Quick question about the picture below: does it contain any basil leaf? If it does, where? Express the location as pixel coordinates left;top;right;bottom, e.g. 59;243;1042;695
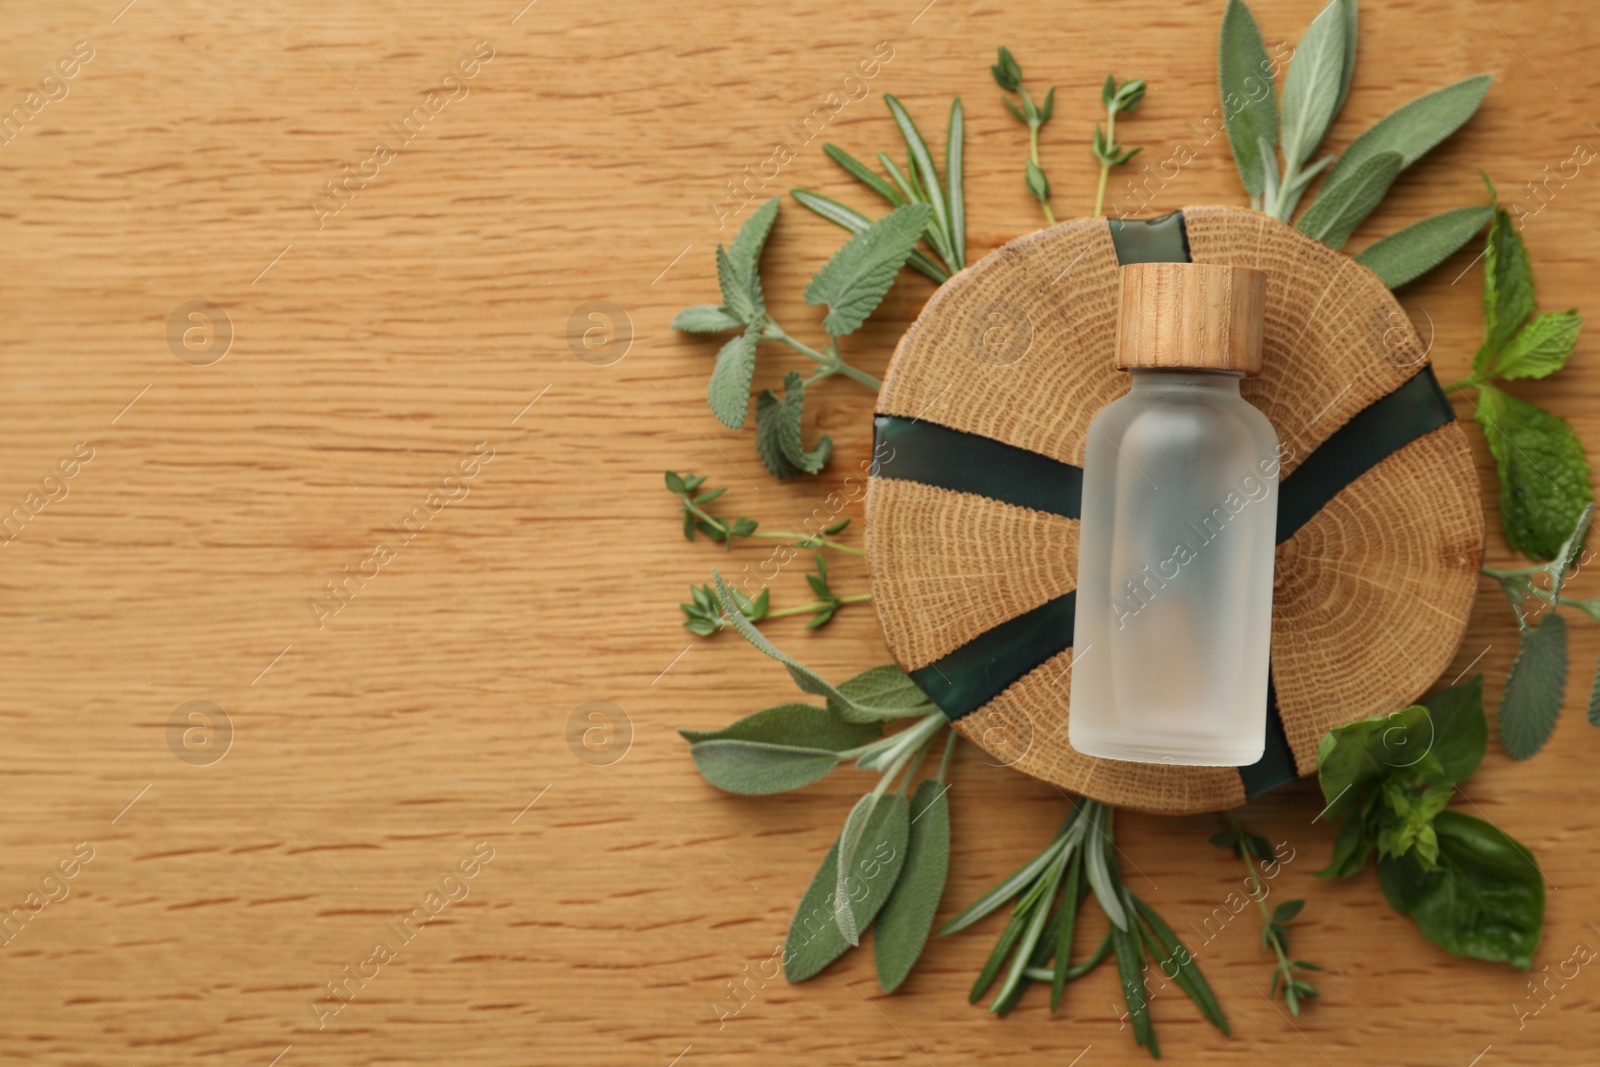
790;189;950;283
1354;205;1492;289
1488;310;1584;381
1316;703;1434;818
688;739;841;794
1317;813;1376;877
1279;0;1349;168
1420;674;1487;786
1324;75;1492;189
785;794;910;980
672;304;744;333
678;703;880;749
828;664;932;724
1295;149;1402;248
1218;0;1278;199
875;780;951;992
1474;384;1594;560
1377;811;1544;969
1498;612;1569;760
1476;206;1536;371
804;203;932;337
705;329;757;429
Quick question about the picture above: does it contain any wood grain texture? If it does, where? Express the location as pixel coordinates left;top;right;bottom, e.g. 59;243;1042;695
1;1;1597;1064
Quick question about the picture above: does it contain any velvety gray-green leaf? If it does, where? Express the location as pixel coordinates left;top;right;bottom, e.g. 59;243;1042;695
1325;75;1491;189
678;703;881;749
1378;811;1544;969
1279;0;1349;167
785;794;910;980
706;329;757;429
689;739;841;794
774;371;831;474
715;244;763;326
945;97;965;270
828;664;931;724
754;386;802;480
1354;205;1492;288
1587;654;1600;727
875;780;951;992
804;203;931;337
1498;612;1569;759
1296;149;1403;249
790;190;949;283
730;196;781;272
1218;0;1278;198
1332;0;1357;114
1474;384;1595;559
1489;310;1583;381
673;304;745;333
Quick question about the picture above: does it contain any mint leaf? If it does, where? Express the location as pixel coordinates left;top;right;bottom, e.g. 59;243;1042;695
716;244;764;327
706;329;757;429
1475;205;1535;372
1488;310;1583;381
1324;75;1492;188
1474;384;1594;559
1278;0;1348;168
753;371;832;479
804;203;932;337
1218;0;1278;199
1498;612;1568;760
1354;205;1492;288
1296;149;1403;249
672;304;744;333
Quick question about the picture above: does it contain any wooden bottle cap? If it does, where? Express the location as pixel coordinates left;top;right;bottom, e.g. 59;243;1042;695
1115;262;1267;374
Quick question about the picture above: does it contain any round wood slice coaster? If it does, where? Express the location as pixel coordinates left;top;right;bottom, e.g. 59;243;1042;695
865;205;1483;816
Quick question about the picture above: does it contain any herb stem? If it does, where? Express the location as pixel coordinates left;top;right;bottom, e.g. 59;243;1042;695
1029;120;1056;226
936;727;958;785
765;324;883;391
763;593;873;619
1093;106;1117;218
1442;377;1481;394
1226;811;1298;1011
677;494;865;556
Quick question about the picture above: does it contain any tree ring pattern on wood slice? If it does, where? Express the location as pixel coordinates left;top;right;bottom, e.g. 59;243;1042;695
865;206;1483;816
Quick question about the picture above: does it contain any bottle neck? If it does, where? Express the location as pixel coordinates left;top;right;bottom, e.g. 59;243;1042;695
1126;368;1243;396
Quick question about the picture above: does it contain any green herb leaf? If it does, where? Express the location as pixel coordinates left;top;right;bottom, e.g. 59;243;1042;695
1477;204;1536;369
1295;149;1403;248
1474;384;1595;560
1332;0;1358;114
1218;0;1278;199
803;203;932;337
829;664;931;723
875;779;951;992
835;792;912;947
1324;75;1492;189
1279;0;1349;168
715;244;764;328
1315;703;1436;819
688;739;842;794
1487;310;1584;381
991;47;1022;92
1111;917;1155;1052
706;329;758;429
940;832;1069;935
883;96;951;263
1050;848;1083;1011
1319;813;1376;877
678;703;881;749
1131;895;1229;1034
945;98;965;270
1587;654;1600;727
1354;205;1493;289
730;196;780;276
753;371;832;479
1377;810;1544;969
822;142;904;206
1498;612;1569;760
1273;899;1305;924
785;796;912;981
1025;159;1050;202
1084;808;1129;930
789;190;949;283
672;304;744;333
1420;674;1488;786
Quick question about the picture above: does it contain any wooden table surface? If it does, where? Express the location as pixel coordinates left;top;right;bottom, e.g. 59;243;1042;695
3;1;1598;1063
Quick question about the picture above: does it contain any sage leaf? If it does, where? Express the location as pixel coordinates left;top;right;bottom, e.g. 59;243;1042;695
672;304;744;333
1477;204;1536;369
1332;0;1358;114
1218;0;1278;198
1295;149;1402;248
804;203;932;337
884;95;951;257
705;329;757;429
1354;204;1492;288
1498;612;1569;760
1325;75;1492;190
1279;0;1349;168
822;142;904;206
828;664;932;724
1378;810;1544;969
1474;384;1594;560
678;703;881;749
785;794;911;982
789;190;949;282
689;739;841;794
875;780;951;992
753;371;831;479
1487;310;1583;381
945;98;965;270
1587;653;1600;727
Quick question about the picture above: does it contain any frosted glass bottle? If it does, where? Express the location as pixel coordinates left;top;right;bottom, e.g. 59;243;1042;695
1068;263;1279;766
